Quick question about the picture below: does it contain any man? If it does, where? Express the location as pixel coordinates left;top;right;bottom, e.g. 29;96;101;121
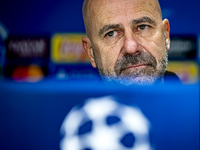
82;0;181;85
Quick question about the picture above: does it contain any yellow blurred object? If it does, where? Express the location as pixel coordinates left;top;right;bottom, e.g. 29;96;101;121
166;61;199;84
51;33;89;63
27;65;44;82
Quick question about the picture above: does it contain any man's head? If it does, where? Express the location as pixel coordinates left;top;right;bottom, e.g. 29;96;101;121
82;0;170;85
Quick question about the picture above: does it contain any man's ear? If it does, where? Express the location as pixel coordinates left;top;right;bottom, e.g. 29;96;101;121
82;37;97;68
163;19;170;51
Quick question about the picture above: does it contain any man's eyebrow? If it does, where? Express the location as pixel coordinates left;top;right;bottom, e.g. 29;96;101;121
98;24;122;37
130;16;157;26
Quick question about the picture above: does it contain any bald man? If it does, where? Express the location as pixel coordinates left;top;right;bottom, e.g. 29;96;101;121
82;0;181;85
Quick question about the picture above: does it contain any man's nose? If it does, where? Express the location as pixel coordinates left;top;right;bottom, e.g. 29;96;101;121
122;34;142;56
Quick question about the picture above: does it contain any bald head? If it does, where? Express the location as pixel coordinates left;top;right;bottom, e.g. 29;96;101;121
82;0;162;39
82;0;92;38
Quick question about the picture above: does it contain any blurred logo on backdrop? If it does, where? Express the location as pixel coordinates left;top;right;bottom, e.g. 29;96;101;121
4;36;49;82
51;33;89;63
7;64;46;82
167;61;199;84
6;37;48;58
60;96;152;150
50;33;99;81
167;35;199;84
168;35;197;60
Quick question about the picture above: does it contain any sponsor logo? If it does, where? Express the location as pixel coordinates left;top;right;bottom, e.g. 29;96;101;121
168;35;196;60
51;33;89;63
167;61;199;84
6;37;48;58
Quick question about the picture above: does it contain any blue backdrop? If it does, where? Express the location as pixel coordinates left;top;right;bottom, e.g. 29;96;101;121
0;0;200;35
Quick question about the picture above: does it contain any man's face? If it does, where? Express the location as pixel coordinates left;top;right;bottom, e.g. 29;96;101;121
82;0;170;85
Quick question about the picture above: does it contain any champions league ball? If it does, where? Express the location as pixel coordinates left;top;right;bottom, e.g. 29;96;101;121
60;96;152;150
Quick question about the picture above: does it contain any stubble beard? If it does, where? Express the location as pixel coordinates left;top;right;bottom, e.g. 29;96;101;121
93;41;168;86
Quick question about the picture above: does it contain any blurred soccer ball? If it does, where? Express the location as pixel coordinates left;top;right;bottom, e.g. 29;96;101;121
60;96;152;150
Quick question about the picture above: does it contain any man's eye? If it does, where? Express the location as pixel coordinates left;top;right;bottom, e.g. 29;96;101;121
106;31;115;37
138;25;148;30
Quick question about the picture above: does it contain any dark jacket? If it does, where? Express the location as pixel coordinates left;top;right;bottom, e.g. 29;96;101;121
164;71;182;85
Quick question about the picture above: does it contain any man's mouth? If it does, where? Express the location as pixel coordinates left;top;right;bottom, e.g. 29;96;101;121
122;64;149;71
119;64;154;76
126;64;147;69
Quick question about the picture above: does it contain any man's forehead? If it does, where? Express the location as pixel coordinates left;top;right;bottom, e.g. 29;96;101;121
87;0;161;26
87;0;161;16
